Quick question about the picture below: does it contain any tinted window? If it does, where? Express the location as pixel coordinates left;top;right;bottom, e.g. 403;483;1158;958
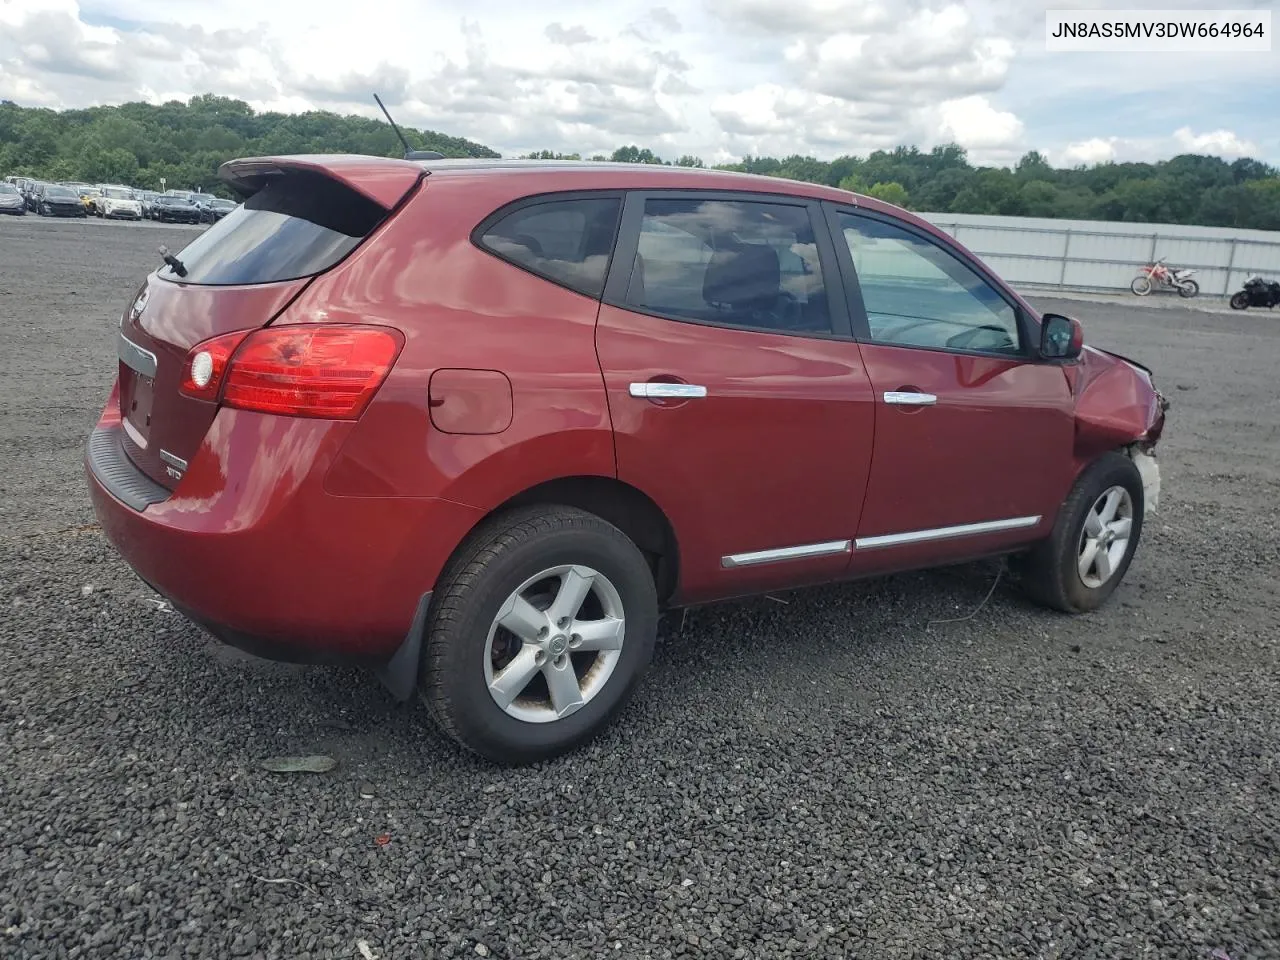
837;213;1021;355
158;171;386;286
478;197;621;299
624;198;831;335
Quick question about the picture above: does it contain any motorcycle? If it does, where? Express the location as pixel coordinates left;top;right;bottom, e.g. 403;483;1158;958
1229;275;1280;311
1131;257;1199;298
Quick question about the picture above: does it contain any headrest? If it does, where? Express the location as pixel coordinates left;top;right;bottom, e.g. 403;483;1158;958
703;243;780;308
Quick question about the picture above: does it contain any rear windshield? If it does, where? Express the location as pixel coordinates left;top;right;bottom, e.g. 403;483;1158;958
159;171;388;286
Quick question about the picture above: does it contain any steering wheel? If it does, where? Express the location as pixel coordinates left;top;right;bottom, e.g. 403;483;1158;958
946;324;1015;351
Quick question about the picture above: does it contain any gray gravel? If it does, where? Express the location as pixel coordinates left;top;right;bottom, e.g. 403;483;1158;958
2;216;1279;959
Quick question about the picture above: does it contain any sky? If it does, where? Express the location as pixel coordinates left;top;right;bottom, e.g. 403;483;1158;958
0;0;1277;167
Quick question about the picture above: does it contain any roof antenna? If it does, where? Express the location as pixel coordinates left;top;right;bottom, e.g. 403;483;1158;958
373;93;444;161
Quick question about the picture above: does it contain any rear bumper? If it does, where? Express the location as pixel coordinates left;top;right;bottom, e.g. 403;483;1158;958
84;390;483;664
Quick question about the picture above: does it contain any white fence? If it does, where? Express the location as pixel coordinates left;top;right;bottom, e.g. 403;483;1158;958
916;211;1280;298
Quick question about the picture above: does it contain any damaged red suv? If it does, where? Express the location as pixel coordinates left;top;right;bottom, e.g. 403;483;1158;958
86;155;1168;763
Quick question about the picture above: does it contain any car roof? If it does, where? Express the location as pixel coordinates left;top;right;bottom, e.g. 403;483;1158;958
412;157;864;203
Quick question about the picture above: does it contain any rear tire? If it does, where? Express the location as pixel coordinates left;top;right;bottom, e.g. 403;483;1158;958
1020;452;1145;614
1130;276;1152;296
1230;292;1249;310
420;506;658;764
1177;279;1199;298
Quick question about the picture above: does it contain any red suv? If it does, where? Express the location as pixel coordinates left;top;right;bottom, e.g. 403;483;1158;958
85;155;1168;763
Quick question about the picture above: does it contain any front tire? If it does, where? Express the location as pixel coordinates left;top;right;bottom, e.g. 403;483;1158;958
1130;276;1152;296
1020;452;1145;614
1230;292;1249;310
421;506;659;764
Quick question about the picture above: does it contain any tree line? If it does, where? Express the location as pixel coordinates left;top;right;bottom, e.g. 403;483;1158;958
0;94;498;197
2;95;1277;229
526;144;1280;230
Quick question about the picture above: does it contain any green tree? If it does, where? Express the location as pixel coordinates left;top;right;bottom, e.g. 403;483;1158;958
867;181;909;208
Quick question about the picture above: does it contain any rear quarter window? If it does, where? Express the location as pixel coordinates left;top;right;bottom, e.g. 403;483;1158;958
475;196;622;299
159;171;389;286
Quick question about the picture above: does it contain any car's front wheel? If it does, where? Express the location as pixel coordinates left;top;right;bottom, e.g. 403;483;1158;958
1020;452;1146;613
421;506;659;764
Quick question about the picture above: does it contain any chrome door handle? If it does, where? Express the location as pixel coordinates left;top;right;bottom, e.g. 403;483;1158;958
629;382;708;399
884;391;937;406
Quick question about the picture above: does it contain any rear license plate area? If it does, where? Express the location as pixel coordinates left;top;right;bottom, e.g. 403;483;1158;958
118;359;155;451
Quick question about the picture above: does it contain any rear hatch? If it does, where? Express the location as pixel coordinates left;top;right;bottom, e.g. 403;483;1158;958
115;158;424;489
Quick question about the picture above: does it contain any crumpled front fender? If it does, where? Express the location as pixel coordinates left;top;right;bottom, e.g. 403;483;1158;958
1068;346;1169;458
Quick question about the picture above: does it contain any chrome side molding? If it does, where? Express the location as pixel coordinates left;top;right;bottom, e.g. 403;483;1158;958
855;515;1042;550
721;539;853;568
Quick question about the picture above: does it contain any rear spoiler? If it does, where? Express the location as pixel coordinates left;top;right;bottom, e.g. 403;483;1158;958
217;154;427;209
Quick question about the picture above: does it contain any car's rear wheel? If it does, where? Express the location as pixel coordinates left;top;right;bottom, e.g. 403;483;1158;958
1019;452;1145;614
420;506;658;764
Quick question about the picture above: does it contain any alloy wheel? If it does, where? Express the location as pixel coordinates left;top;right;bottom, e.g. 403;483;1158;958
1077;485;1134;589
483;564;626;723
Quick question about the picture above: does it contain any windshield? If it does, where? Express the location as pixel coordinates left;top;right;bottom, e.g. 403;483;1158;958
158;197;190;205
103;187;132;199
191;194;217;203
46;187;76;199
0;184;17;195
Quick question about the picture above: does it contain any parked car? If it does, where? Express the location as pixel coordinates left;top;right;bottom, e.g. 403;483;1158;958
36;184;89;217
94;185;144;220
0;182;26;215
23;180;47;211
85;156;1170;765
200;197;238;222
64;184;100;211
149;195;202;224
137;190;161;218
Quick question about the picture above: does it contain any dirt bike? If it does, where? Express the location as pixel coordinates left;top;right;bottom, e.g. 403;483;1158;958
1131;257;1199;298
1229;275;1280;310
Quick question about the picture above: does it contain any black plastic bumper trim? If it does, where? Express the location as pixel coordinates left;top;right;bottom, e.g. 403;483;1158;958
87;425;171;511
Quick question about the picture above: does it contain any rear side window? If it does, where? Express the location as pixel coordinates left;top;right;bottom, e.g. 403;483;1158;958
623;197;832;335
159;171;388;286
476;196;622;299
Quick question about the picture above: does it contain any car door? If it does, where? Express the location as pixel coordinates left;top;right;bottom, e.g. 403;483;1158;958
594;191;877;604
822;204;1077;574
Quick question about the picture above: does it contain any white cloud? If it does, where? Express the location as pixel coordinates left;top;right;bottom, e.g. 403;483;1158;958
0;0;1274;166
1058;137;1118;166
1173;126;1259;158
935;96;1024;150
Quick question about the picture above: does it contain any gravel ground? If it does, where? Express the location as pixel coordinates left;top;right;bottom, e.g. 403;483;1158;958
2;216;1279;960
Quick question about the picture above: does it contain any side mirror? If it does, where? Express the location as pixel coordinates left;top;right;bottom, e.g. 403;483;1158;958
1040;313;1083;360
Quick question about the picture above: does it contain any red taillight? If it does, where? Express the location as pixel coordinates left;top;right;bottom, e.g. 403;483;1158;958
180;330;251;401
180;325;403;420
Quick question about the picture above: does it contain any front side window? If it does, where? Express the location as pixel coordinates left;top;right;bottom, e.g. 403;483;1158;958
624;198;831;335
477;196;622;299
837;212;1022;355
